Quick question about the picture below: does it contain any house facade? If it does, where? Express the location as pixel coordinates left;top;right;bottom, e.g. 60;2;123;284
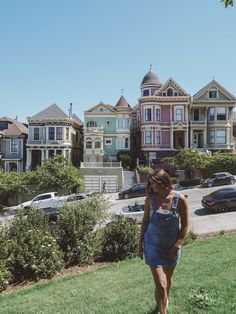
136;67;191;163
83;96;132;162
0;117;28;172
26;104;83;170
191;80;236;152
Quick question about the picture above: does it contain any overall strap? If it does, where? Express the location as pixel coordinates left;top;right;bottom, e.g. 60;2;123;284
171;191;180;211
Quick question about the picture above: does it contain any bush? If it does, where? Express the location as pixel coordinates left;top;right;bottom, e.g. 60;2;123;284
0;264;11;292
179;178;201;187
182;230;197;246
53;195;108;267
117;151;131;169
203;153;236;177
7;208;63;282
137;166;152;174
100;215;139;262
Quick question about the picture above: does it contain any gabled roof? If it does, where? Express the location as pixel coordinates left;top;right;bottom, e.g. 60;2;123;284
115;95;130;109
85;102;116;113
155;78;190;96
30;104;69;120
193;79;236;101
0;116;28;136
72;113;83;125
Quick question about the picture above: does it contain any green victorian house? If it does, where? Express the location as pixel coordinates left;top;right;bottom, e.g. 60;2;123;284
81;96;132;193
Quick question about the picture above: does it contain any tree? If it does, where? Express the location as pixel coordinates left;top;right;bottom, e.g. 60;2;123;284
162;149;210;179
117;151;131;169
221;0;233;7
30;155;83;194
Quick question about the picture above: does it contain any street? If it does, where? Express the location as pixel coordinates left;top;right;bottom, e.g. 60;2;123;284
107;183;236;235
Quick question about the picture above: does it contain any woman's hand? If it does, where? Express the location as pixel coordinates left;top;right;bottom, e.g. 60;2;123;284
137;243;144;260
169;245;180;261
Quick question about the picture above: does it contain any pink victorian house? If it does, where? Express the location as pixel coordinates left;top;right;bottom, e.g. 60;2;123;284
135;67;191;163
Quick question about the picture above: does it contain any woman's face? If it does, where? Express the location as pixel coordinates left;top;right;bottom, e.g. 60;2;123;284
149;178;160;193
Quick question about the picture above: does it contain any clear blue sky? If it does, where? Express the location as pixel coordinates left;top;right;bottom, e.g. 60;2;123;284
0;0;235;123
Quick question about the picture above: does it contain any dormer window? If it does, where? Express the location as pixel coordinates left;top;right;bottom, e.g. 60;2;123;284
143;89;149;96
167;88;173;96
99;107;104;112
209;90;217;98
174;91;178;96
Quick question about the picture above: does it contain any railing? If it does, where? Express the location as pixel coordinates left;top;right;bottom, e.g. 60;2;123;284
27;139;70;145
81;161;122;168
190;121;206;125
84;127;104;132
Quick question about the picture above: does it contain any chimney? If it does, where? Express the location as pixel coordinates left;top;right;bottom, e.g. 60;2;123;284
68;103;73;118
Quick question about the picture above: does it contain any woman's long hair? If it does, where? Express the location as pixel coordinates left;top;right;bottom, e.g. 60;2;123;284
147;168;172;194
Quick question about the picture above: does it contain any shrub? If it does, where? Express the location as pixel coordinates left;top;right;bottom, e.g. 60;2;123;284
53;195;108;267
0;264;11;292
100;215;139;262
137;166;152;174
117;151;131;169
203;153;236;177
182;230;197;246
7;208;63;282
179;178;201;187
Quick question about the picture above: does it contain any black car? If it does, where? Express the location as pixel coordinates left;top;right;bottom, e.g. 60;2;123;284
118;183;147;199
200;172;235;188
201;187;236;213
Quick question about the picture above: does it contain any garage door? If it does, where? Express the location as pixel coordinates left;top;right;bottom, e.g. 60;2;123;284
84;176;117;193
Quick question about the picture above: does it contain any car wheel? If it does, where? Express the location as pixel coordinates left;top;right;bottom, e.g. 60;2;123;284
207;182;213;188
230;179;235;185
124;194;129;199
218;205;228;213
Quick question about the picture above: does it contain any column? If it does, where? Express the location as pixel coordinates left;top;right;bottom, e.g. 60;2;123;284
190;129;193;148
185;129;189;148
170;127;173;149
26;149;32;171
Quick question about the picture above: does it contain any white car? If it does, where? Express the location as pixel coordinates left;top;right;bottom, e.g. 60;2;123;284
55;193;88;208
117;202;144;223
16;192;65;210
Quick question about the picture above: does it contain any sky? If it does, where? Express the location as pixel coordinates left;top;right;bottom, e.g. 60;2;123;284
0;0;236;123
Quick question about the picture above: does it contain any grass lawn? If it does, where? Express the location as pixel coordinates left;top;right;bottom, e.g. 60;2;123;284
0;234;236;314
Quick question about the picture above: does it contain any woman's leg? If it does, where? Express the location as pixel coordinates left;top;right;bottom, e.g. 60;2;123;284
163;267;175;297
150;267;168;314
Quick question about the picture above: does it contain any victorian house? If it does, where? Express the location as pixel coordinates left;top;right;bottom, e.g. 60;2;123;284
134;67;191;163
81;96;131;193
0;117;28;172
26;104;83;170
191;80;236;152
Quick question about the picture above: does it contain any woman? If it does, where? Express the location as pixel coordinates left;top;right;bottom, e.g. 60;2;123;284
138;169;189;314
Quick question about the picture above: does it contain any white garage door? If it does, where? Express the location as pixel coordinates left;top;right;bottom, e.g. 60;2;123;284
84;176;117;193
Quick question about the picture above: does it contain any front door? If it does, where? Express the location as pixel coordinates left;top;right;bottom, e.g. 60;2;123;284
174;131;185;149
193;132;203;148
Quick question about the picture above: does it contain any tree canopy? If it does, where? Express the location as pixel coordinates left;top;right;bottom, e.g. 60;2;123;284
221;0;233;7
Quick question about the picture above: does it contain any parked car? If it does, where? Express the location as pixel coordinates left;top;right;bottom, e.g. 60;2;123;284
55;193;88;208
16;192;66;210
200;172;235;188
118;183;147;199
117;202;145;223
201;187;236;213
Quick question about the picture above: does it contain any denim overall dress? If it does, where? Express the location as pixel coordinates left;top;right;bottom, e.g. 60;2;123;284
144;192;181;268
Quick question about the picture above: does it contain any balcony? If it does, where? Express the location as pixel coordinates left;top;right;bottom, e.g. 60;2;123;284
84;127;104;132
27;139;71;145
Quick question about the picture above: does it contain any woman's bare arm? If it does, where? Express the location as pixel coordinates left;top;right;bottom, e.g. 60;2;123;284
175;194;189;248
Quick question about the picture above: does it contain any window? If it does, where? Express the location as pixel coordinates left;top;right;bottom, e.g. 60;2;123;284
208;108;215;121
216;107;226;120
11;139;18;153
156;109;160;121
87;121;97;127
66;128;69;141
0;121;8;130
145;108;152;121
193;109;199;121
106;120;110;126
209;130;215;144
175;109;183;122
149;152;156;160
56;150;62;155
118;119;123;128
174;91;178;96
56;127;63;140
163;92;166;96
143;89;149;96
86;140;92;149
75;131;79;144
156;131;161;144
49;150;54;158
216;130;226;144
167;88;173;96
49;127;55;140
95;141;101;148
117;137;123;149
125;138;129;149
105;138;112;145
34;128;39;140
209;90;217;98
145;131;152;144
